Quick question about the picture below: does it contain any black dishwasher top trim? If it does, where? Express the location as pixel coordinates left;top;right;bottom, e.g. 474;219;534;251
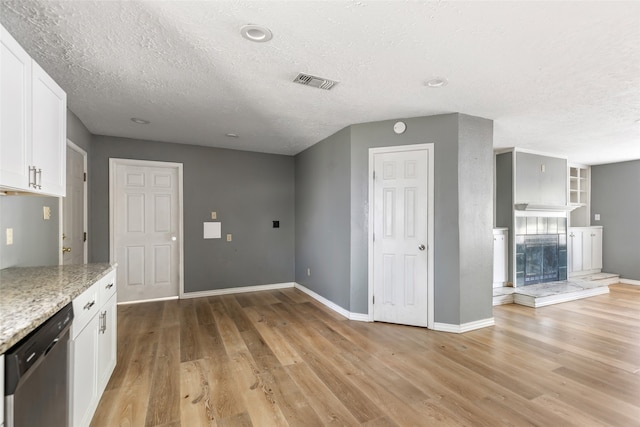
4;302;74;395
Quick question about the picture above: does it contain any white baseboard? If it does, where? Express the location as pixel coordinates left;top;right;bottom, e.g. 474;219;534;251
117;295;179;305
432;317;495;333
620;278;640;286
293;282;369;322
180;282;294;299
493;295;514;306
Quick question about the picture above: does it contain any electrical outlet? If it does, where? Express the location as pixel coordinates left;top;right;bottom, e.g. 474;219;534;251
226;234;232;242
541;164;546;172
6;228;13;245
307;268;311;276
211;211;217;220
43;206;51;220
594;213;601;221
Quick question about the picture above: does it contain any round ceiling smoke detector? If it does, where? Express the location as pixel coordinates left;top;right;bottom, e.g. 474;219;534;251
240;24;273;42
425;78;448;88
131;118;150;124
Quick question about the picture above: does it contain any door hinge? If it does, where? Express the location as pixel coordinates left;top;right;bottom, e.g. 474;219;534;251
83;172;87;182
373;295;375;304
83;232;87;242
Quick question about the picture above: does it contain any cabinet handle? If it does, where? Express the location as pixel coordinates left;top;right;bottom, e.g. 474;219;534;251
99;311;107;334
36;168;42;189
106;283;114;290
28;166;37;188
83;300;95;310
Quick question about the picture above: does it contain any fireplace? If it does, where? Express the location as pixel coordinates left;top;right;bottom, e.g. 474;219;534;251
515;216;567;286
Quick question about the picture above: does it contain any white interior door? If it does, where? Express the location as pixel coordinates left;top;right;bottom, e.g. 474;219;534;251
62;142;86;264
372;147;432;327
111;159;182;303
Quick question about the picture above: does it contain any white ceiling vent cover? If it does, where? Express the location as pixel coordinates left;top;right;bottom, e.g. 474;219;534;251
293;73;338;90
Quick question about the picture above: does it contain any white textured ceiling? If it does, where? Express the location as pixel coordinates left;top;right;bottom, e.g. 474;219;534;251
1;1;639;164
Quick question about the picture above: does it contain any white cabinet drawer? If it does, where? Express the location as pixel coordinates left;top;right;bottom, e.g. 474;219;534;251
97;270;116;307
71;283;99;338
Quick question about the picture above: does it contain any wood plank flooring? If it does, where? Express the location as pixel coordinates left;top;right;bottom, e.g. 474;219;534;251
90;284;640;426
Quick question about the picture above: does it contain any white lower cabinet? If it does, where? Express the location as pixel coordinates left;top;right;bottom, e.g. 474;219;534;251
493;228;508;287
568;226;603;277
70;270;117;427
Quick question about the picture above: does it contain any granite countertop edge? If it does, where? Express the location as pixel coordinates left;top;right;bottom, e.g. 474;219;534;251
0;263;117;354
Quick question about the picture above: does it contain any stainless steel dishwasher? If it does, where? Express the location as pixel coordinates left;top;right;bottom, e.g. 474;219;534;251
4;303;73;427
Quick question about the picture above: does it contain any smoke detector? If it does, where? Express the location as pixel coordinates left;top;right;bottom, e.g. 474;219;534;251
293;73;338;90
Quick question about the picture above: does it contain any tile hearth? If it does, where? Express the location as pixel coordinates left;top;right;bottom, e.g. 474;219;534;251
493;272;620;308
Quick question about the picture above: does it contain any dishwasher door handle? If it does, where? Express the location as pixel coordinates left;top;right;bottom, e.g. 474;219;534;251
44;337;60;356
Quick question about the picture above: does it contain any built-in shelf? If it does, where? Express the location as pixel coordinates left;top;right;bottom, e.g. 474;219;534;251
568;165;590;227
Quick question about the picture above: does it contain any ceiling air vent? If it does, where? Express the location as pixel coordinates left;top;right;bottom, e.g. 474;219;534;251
293;73;338;90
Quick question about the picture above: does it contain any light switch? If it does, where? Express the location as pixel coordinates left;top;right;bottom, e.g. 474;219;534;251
203;222;221;239
6;228;13;245
226;234;232;242
541;164;546;172
211;211;217;220
43;206;51;220
594;213;601;221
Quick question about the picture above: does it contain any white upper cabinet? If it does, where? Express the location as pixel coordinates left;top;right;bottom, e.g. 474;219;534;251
32;61;66;195
0;24;32;190
0;24;66;197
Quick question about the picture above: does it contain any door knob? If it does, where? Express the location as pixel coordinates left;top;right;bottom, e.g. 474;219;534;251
62;247;71;253
418;244;426;251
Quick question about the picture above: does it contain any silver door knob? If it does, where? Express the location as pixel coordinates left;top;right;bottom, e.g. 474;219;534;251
418;244;426;251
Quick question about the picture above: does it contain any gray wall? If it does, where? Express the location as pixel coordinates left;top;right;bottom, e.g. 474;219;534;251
295;127;351;309
457;114;494;323
515;152;567;205
297;113;494;324
591;160;640;280
495;152;514;281
350;114;461;318
0;196;59;268
67;110;92;154
90;135;295;292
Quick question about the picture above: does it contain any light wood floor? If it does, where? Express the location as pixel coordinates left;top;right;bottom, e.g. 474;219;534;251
90;284;640;427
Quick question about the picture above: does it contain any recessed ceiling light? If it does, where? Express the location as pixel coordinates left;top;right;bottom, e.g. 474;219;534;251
131;117;150;124
240;24;273;43
425;78;448;88
225;133;239;138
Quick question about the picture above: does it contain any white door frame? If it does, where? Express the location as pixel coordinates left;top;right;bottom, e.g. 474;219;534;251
109;158;185;299
368;143;435;328
59;139;88;265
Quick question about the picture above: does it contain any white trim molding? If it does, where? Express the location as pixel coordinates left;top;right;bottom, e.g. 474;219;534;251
294;283;369;322
117;296;179;305
432;318;495;334
620;278;640;286
109;158;185;302
181;282;295;299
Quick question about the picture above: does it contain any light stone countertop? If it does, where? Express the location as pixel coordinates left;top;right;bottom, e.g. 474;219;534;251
0;263;116;354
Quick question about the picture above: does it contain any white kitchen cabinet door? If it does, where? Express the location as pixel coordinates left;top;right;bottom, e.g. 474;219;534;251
581;229;593;272
31;61;66;196
97;294;117;394
70;314;99;427
590;228;603;270
0;24;31;190
568;228;583;274
493;229;508;287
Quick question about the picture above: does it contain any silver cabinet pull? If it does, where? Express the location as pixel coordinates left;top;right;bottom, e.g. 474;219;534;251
28;166;37;188
83;300;95;310
99;311;107;333
36;168;42;189
105;283;114;290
